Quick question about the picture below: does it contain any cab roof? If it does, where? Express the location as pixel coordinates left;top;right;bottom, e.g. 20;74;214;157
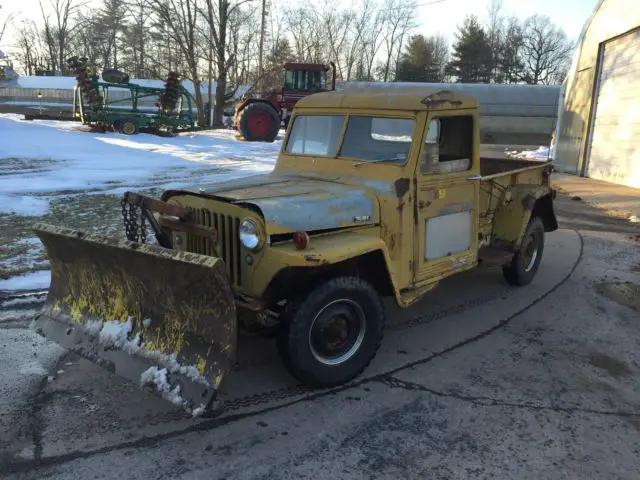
295;86;479;111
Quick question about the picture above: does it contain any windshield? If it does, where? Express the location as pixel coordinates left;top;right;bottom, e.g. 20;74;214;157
285;114;416;165
284;69;327;91
285;115;345;156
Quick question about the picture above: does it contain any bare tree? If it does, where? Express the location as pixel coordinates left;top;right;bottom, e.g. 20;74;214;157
13;20;51;75
146;0;205;125
285;6;326;63
200;0;255;127
485;0;504;82
69;12;102;72
317;6;353;80
342;0;375;81
0;4;14;46
379;0;417;81
39;0;81;74
497;15;524;83
121;0;151;77
359;9;385;80
520;14;573;85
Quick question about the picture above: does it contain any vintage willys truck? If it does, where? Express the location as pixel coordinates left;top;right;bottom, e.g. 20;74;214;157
32;86;558;415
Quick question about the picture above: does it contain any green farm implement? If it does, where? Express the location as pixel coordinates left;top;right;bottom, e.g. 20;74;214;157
68;57;196;135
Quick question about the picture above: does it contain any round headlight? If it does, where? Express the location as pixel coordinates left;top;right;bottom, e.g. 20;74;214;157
239;219;261;250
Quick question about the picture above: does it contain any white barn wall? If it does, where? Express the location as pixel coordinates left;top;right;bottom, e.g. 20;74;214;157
555;0;640;183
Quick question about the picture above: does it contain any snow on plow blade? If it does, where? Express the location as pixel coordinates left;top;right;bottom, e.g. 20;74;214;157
31;222;237;416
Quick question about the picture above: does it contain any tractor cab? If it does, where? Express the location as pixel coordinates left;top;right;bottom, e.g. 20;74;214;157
282;63;332;94
233;61;336;143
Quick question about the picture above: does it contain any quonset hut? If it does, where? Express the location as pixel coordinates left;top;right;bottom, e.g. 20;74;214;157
554;0;640;188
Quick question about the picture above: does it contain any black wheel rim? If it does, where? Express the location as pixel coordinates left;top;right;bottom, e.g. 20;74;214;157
522;231;539;272
308;299;366;366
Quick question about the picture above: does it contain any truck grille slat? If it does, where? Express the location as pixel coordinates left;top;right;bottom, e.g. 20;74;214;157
186;208;242;287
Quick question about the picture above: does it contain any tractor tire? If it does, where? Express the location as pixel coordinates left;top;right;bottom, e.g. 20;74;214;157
237;102;280;142
276;277;385;388
119;120;138;135
502;216;545;286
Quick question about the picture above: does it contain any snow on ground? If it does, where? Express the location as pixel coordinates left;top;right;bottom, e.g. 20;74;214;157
0;270;51;291
506;146;552;160
0;113;282;288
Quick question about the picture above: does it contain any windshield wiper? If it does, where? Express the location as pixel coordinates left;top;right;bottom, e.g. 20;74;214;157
351;158;398;167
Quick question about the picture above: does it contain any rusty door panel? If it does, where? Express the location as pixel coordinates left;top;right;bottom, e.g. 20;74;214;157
413;111;481;284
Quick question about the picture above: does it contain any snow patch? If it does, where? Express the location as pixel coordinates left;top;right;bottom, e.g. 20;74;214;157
509;146;551;160
85;320;104;336
191;404;207;418
140;366;186;408
84;317;211;387
0;270;51;291
99;318;133;347
1;296;45;308
0;194;50;216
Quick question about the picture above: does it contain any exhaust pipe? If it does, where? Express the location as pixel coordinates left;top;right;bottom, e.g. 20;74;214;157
329;62;336;91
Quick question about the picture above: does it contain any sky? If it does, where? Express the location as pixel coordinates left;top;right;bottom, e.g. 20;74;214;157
1;0;600;55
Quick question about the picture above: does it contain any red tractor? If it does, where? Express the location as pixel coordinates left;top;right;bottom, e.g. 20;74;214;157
234;62;336;142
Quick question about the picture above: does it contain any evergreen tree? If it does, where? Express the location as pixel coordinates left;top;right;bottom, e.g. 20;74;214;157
445;15;492;83
396;34;448;82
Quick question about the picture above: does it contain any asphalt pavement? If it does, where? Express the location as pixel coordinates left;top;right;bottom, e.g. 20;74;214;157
1;186;639;479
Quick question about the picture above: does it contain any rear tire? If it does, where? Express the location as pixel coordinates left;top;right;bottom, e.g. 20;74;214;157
238;102;280;142
120;120;138;135
277;277;385;388
503;216;545;286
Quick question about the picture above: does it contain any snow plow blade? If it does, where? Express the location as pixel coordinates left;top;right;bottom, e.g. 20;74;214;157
31;222;237;417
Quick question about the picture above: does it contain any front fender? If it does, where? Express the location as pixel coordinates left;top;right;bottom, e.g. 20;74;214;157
492;185;555;250
249;230;401;301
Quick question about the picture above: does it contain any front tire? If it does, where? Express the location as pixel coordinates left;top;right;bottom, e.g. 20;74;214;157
503;216;545;286
277;277;385;387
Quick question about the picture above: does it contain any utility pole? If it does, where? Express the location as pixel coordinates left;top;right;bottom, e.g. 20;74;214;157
258;0;267;95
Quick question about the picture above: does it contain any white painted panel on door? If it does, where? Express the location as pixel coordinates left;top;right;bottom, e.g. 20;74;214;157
424;210;472;260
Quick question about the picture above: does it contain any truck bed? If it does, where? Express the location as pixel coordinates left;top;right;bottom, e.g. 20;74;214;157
478;157;552;244
480;157;550;178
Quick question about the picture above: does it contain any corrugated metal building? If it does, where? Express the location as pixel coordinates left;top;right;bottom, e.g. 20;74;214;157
554;0;640;188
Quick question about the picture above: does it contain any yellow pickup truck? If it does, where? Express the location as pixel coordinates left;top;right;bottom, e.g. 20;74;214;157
32;86;558;415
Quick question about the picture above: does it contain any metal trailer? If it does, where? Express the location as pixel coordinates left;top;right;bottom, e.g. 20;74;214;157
72;78;197;135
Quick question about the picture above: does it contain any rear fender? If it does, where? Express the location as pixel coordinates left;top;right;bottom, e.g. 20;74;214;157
235;98;278;117
491;185;555;250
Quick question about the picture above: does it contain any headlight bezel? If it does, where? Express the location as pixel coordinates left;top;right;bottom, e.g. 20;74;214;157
239;218;265;252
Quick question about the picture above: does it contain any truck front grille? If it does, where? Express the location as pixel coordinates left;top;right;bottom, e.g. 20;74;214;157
187;208;242;287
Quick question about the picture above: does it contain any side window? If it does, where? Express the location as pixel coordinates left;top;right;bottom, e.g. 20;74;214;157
420;116;473;174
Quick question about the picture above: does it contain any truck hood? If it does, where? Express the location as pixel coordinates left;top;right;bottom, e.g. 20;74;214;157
183;173;379;234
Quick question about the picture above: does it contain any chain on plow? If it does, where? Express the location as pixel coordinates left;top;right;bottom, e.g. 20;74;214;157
121;194;148;243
